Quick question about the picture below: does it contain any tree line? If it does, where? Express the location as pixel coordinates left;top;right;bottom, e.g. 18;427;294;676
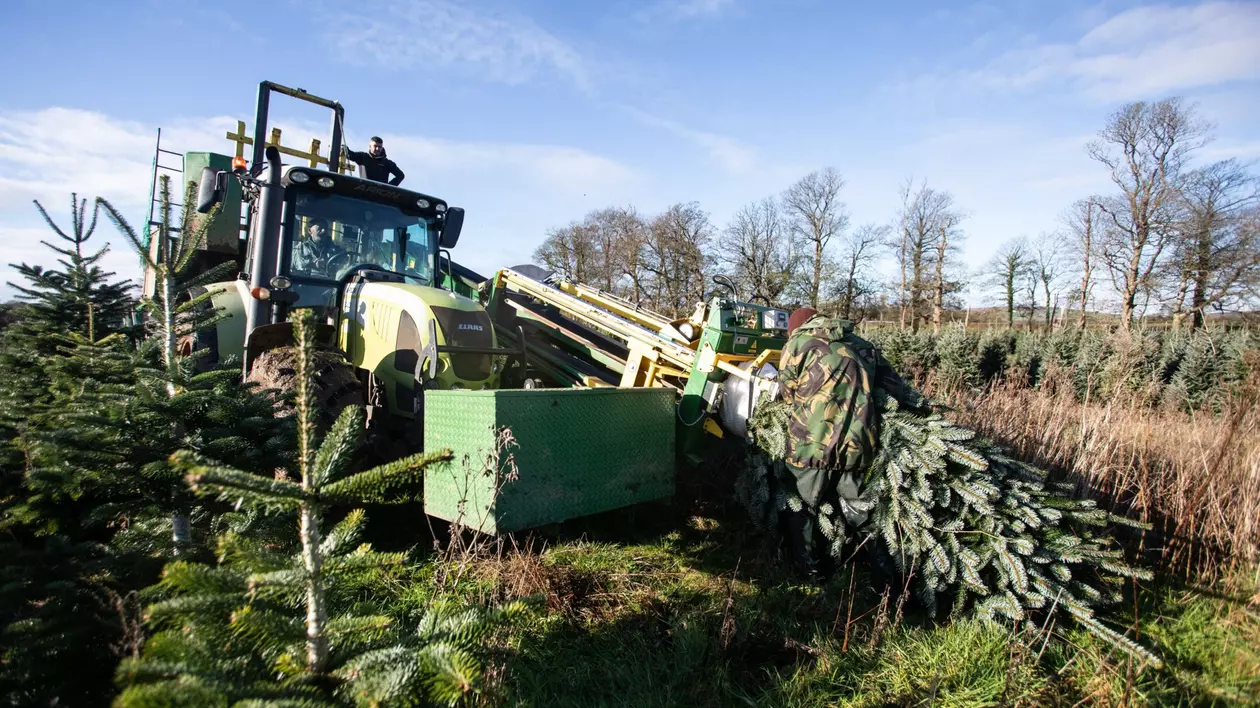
533;97;1260;331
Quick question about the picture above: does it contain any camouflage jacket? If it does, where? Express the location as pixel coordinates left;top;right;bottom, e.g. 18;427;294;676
777;316;901;471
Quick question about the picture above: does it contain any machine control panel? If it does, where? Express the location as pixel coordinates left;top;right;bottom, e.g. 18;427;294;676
761;309;789;332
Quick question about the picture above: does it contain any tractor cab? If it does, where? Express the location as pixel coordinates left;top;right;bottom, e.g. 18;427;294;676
261;165;459;318
185;81;514;411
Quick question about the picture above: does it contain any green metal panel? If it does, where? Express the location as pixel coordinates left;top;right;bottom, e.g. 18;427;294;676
423;388;675;533
184;152;243;254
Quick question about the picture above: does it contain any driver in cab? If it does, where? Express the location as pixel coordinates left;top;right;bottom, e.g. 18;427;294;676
293;218;346;276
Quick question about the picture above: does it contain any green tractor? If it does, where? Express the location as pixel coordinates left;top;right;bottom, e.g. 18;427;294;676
161;80;787;535
184;82;523;449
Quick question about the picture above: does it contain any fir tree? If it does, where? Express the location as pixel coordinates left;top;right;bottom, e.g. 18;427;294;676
0;186;288;703
1155;328;1189;386
1070;329;1110;402
97;176;236;391
1041;328;1081;373
0;194;140;530
743;377;1158;666
116;311;525;706
932;327;980;392
0;195;141;704
7;194;134;342
1165;329;1256;413
976;329;1014;384
1096;329;1163;403
1006;331;1045;387
868;329;938;385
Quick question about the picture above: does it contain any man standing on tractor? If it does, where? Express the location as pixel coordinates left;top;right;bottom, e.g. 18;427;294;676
775;307;910;578
342;137;405;186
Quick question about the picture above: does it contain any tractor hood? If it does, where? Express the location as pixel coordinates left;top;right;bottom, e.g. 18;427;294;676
341;280;499;413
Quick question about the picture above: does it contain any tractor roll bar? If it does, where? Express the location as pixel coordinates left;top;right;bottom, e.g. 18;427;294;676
251;81;345;175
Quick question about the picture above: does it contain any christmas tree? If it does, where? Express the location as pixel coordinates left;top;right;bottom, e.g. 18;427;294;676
0;195;141;703
116;310;524;706
0;187;288;703
740;376;1158;666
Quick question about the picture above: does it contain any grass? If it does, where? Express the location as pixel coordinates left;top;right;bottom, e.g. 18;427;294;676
937;376;1260;580
404;375;1260;706
415;507;1259;707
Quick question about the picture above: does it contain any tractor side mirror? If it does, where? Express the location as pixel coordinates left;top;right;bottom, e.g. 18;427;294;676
196;167;227;214
440;207;464;249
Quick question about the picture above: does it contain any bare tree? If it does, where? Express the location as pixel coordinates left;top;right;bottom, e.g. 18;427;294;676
932;221;966;333
535;207;650;301
597;206;650;301
1088;98;1212;330
1166;159;1260;327
644;202;716;316
1062;197;1103;329
832;223;885;320
894;179;964;331
891;223;911;328
582;206;642;294
1031;232;1063;330
985;237;1031;327
1022;264;1039;331
717;197;798;306
534;220;597;282
783;168;849;308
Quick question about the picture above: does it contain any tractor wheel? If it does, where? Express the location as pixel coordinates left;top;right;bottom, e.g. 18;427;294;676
247;346;364;427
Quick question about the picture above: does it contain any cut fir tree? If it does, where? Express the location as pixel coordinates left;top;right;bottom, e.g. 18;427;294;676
740;381;1158;666
115;310;524;707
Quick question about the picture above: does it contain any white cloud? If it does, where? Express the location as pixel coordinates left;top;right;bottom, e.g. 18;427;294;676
371;134;641;276
317;0;589;90
380;136;635;197
0;106;638;299
0;108;240;298
623;108;757;175
636;0;736;23
963;1;1260;100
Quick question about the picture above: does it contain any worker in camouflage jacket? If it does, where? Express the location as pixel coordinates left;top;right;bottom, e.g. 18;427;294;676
776;307;911;576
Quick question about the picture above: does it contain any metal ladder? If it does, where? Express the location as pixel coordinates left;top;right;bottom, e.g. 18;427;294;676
140;127;185;265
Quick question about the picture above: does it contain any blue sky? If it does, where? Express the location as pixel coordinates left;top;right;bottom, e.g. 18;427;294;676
2;0;1258;304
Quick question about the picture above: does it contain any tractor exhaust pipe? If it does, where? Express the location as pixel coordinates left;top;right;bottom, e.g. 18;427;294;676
244;145;285;364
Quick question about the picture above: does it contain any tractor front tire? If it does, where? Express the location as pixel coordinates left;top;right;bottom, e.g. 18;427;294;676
247;346;364;427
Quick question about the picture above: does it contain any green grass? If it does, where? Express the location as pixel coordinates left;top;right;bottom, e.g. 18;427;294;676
418;508;1260;707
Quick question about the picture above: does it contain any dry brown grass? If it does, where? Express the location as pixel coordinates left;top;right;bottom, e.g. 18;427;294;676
934;359;1260;581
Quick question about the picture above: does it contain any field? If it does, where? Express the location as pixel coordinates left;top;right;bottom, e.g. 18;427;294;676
3;209;1258;705
399;325;1260;706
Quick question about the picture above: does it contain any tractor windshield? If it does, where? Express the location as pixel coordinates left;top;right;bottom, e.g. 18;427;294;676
287;191;437;285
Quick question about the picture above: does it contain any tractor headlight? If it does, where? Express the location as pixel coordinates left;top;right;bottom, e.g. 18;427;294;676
416;198;430;209
435;203;446;213
289;171;310;184
269;275;292;290
317;176;335;188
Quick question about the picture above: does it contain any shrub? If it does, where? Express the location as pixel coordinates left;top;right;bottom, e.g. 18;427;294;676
933;327;980;392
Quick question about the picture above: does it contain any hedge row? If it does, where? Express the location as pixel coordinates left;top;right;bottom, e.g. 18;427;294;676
862;326;1259;412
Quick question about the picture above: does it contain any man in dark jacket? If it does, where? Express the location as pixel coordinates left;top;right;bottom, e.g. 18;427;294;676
342;137;405;186
293;218;347;276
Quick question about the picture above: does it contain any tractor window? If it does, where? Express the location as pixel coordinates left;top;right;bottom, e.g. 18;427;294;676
288;192;434;283
402;222;436;285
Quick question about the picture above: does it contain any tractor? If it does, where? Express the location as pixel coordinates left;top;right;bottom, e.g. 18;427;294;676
155;80;788;534
181;82;524;451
